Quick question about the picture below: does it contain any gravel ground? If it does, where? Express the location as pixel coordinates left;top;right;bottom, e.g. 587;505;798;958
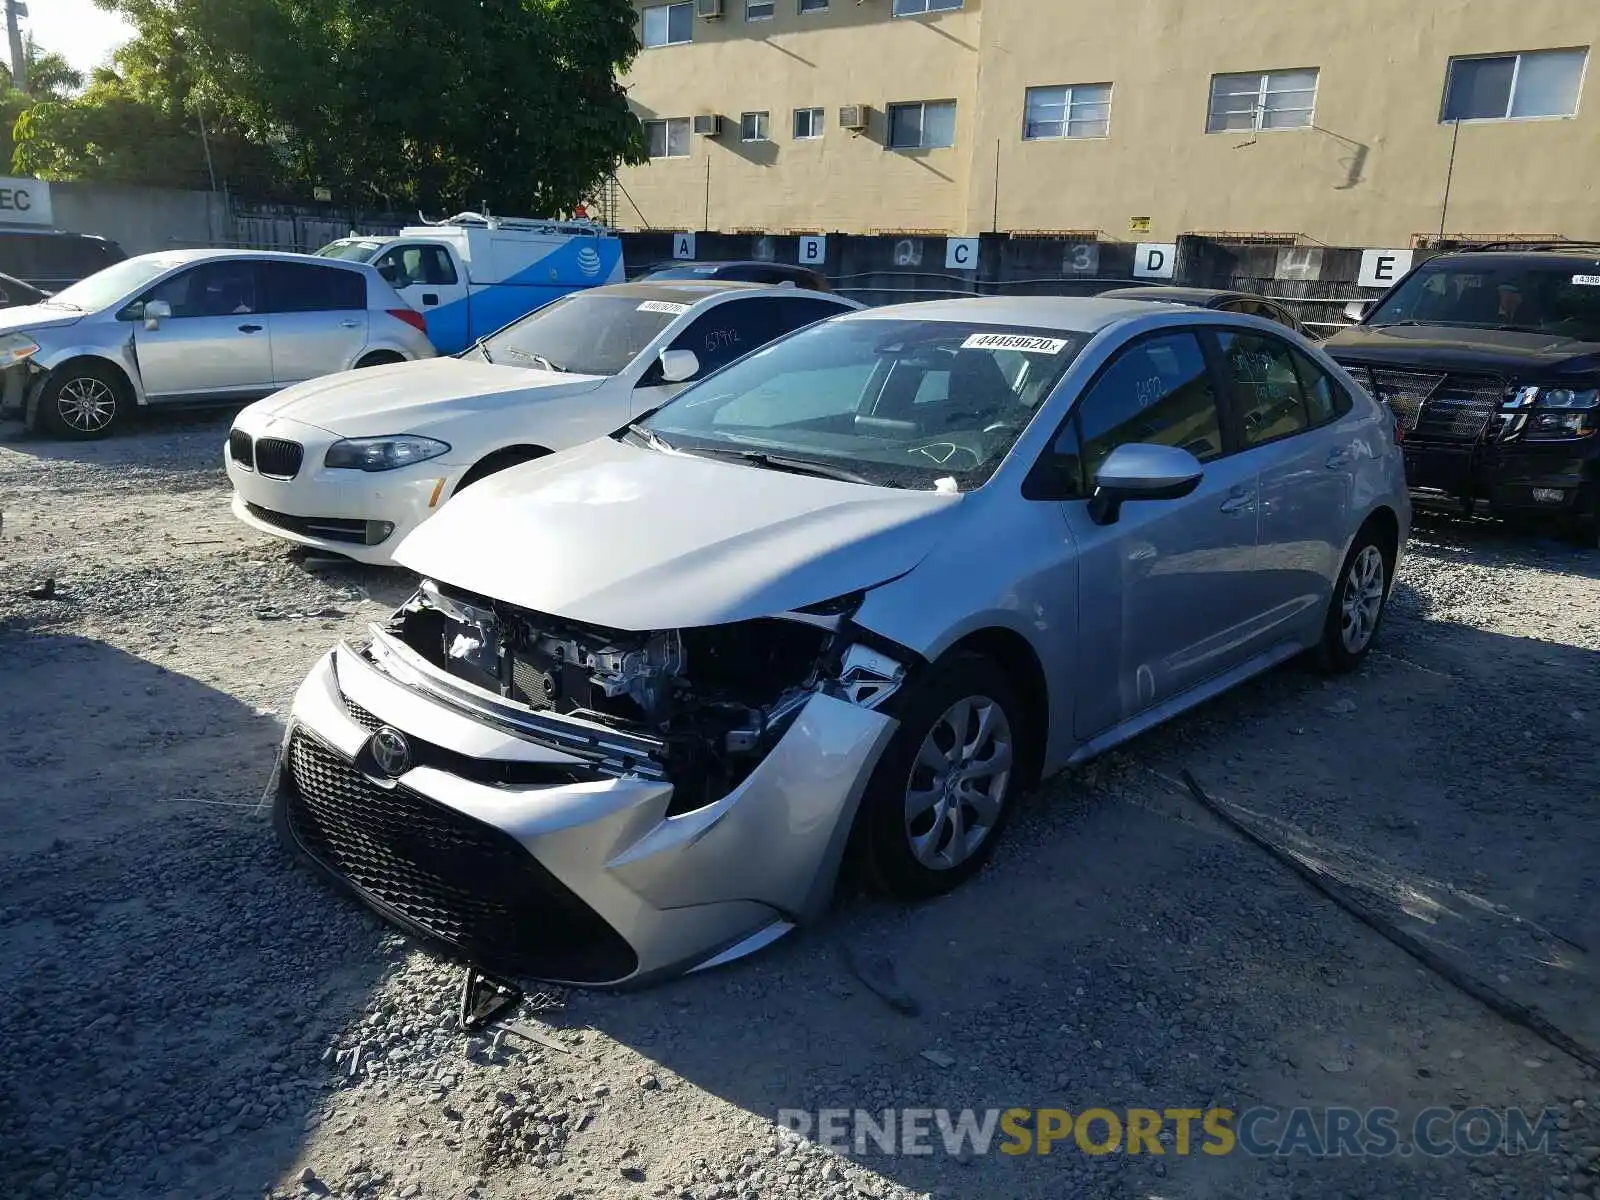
2;412;1598;1200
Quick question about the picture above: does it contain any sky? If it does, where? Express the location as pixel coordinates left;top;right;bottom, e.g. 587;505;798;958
25;0;134;76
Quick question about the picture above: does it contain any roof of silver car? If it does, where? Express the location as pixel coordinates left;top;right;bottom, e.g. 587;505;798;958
846;294;1188;332
591;280;784;304
128;248;371;268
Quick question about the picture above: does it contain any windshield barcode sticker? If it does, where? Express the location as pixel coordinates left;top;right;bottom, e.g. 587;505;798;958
961;333;1069;354
1573;275;1600;287
638;300;691;314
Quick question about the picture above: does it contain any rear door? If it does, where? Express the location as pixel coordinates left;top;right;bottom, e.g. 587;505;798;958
132;260;274;400
1041;330;1265;738
371;242;471;349
631;294;854;414
261;261;370;387
1212;327;1356;637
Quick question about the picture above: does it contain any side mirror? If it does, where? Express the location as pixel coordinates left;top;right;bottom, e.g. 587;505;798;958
1343;299;1374;324
1087;443;1204;526
658;348;700;384
143;299;172;330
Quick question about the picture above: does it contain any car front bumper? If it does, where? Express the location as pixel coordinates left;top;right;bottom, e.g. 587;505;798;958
1403;439;1599;518
224;414;466;566
270;634;897;987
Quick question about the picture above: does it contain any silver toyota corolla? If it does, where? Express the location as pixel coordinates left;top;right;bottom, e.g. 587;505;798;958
270;296;1411;987
0;249;435;439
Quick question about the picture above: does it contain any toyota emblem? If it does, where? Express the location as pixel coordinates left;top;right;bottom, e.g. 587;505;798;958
369;726;413;778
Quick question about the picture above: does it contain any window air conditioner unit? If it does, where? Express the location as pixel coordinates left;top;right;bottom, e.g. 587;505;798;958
696;0;724;17
693;113;724;137
839;104;869;131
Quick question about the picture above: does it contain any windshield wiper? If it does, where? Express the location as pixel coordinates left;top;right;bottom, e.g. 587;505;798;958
691;447;871;485
622;422;674;452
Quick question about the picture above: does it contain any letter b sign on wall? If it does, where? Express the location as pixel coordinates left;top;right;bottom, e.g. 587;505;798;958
798;235;827;266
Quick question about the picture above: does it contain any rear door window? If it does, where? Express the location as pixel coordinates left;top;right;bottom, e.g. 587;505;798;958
262;262;366;312
1215;330;1312;447
145;261;260;317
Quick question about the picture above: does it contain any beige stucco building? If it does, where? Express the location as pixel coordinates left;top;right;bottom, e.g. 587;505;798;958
614;0;1600;246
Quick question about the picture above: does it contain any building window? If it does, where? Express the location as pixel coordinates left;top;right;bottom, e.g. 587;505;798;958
893;0;961;13
1442;48;1588;121
1207;69;1319;132
1023;83;1112;140
793;107;825;139
746;0;774;16
888;100;957;149
741;111;770;141
644;118;692;158
642;2;693;47
798;0;828;11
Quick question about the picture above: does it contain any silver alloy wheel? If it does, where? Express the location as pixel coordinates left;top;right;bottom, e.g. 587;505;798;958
56;376;117;433
904;695;1014;871
1340;544;1386;654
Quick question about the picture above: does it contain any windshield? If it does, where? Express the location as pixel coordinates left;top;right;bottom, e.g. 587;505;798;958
478;293;684;375
638;318;1087;491
44;257;187;311
1369;260;1600;341
316;240;382;263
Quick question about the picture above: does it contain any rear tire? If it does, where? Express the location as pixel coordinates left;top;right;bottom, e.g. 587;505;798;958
850;653;1024;900
355;351;406;369
1315;525;1393;673
37;361;127;440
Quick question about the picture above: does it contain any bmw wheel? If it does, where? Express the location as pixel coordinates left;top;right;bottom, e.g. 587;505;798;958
38;362;126;440
1317;526;1392;673
852;653;1024;899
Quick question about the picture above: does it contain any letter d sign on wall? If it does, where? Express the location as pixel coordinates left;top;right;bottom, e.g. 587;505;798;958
798;235;827;266
1133;243;1177;280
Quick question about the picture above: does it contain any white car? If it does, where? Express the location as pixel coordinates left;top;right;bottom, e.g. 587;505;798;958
225;281;861;563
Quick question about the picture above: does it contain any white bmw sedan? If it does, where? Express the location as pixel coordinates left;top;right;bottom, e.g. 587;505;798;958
224;281;860;563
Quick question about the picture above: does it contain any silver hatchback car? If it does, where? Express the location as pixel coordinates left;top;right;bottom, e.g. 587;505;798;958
271;296;1410;987
0;249;436;439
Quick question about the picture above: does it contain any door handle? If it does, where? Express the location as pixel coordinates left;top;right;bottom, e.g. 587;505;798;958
1326;448;1353;469
1220;492;1256;515
238;324;263;334
422;294;439;307
339;320;361;329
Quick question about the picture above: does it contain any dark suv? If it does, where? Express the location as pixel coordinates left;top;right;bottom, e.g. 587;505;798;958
1322;246;1600;544
639;260;832;292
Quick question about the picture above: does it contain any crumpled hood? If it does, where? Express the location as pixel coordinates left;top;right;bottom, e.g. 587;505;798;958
0;303;86;335
393;437;963;630
248;357;606;434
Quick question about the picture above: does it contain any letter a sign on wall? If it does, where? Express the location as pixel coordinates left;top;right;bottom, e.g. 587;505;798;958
672;232;697;260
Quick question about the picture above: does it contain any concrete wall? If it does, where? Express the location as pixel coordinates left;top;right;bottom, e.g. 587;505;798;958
617;0;1600;243
50;182;229;255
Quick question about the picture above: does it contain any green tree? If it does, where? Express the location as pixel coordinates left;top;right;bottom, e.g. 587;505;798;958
14;0;648;212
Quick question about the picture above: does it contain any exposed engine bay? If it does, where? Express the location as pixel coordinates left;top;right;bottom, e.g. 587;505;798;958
385;578;907;809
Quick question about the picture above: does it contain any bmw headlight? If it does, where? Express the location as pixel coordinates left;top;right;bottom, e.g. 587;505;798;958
0;332;40;364
324;435;450;471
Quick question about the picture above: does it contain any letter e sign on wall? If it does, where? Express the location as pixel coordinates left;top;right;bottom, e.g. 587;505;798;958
1358;249;1414;289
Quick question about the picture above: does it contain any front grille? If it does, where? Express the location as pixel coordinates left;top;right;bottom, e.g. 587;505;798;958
254;437;304;479
1361;366;1505;444
340;695;596;787
283;731;637;983
229;429;254;470
245;503;371;545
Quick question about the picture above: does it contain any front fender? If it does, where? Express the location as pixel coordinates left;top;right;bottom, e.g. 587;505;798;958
34;338;147;406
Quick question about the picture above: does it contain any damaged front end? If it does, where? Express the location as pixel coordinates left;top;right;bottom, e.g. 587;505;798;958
379;577;910;811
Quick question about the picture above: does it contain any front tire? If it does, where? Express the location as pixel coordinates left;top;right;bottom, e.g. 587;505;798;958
852;653;1024;900
1316;527;1392;673
38;362;126;440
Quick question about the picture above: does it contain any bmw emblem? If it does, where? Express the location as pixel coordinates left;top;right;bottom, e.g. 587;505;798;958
368;726;413;778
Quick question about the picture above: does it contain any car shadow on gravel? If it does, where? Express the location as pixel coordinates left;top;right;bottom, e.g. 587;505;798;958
548;619;1596;1200
0;408;242;460
0;632;391;1200
1408;512;1600;581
